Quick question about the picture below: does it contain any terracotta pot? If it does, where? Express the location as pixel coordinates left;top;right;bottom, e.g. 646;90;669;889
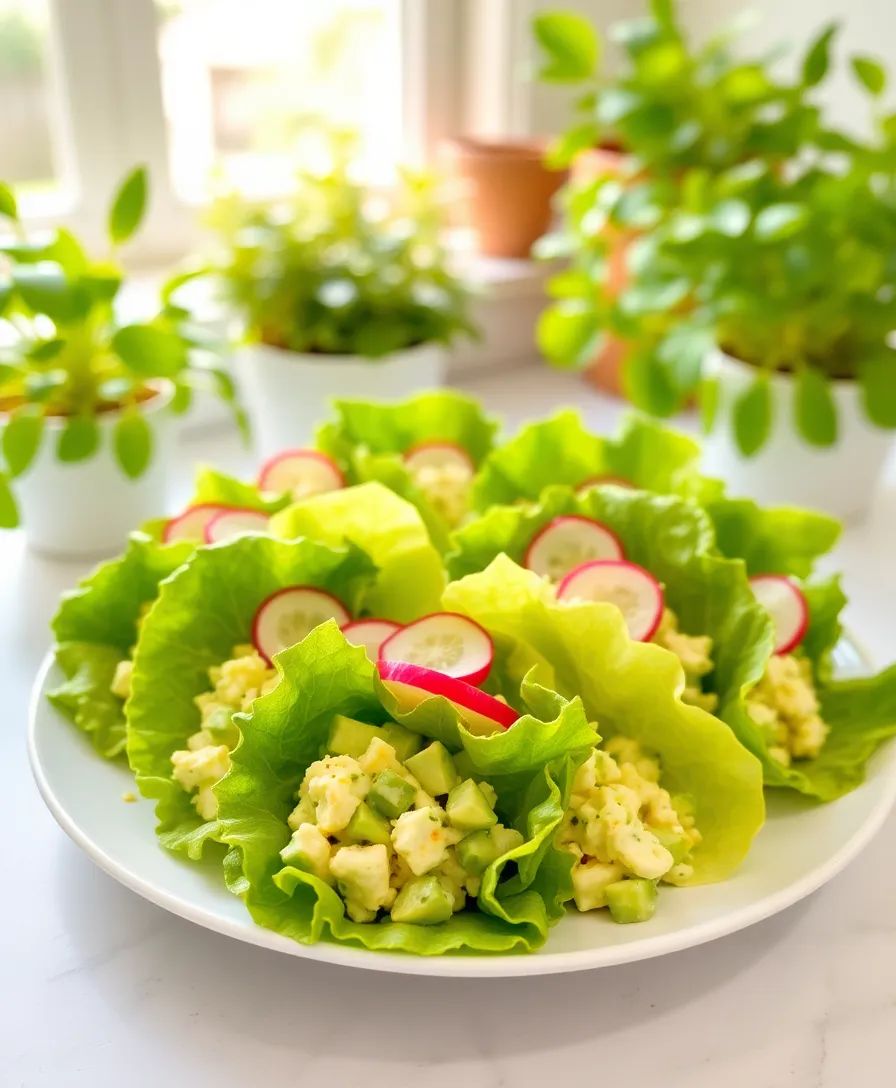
441;138;567;259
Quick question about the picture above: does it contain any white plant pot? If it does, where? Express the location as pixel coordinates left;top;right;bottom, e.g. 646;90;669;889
701;349;895;522
11;384;175;559
233;342;447;459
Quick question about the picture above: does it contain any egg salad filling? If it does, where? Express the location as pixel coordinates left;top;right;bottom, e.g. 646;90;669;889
408;461;473;528
652;609;718;713
108;601;153;702
278;714;524;925
171;644;278;820
559;736;701;923
746;654;829;766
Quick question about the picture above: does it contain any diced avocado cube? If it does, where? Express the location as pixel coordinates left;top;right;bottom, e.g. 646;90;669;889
327;714;383;758
405;741;460;797
380;722;423;762
605;877;658;924
345;801;392;847
652;827;690;866
205;706;240;748
446;779;498;832
367;769;416;819
455;830;498;876
390;875;454;925
490;825;524;857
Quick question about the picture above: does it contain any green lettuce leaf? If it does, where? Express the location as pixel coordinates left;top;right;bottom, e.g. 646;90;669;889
48;533;194;758
444;556;767;884
269;481;445;622
215;621;596;954
471;412;700;511
127;536;377;858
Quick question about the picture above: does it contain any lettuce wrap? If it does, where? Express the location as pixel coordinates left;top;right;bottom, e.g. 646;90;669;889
127;535;376;857
48;533;194;758
215;622;597;954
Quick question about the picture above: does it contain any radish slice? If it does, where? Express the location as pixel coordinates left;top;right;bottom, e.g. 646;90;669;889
163;504;228;544
253;586;351;664
403;441;475;478
204;507;270;544
379;612;494;686
556;559;664;642
749;574;808;655
576;475;635;494
258;449;345;498
523;515;625;583
377;661;519;737
341;619;402;661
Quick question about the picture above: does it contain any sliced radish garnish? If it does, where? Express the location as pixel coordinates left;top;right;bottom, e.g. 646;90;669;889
377;661;518;737
379;612;494;686
204;507;270;544
163;504;228;544
556;559;664;642
341;619;402;661
576;475;635;494
258;449;345;499
523;515;625;583
749;574;808;656
253;586;351;664
403;441;475;478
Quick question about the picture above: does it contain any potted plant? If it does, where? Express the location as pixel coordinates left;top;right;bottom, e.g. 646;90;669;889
533;0;823;395
0;168;244;557
177;144;476;457
553;27;896;521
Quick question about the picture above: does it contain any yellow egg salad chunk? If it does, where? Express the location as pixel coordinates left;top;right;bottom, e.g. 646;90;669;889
170;644;278;820
107;602;155;702
747;653;829;766
408;461;473;528
652;609;718;713
560;737;701;923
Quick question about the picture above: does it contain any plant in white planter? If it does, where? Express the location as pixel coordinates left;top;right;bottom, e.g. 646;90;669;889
0;168;243;556
173;145;476;457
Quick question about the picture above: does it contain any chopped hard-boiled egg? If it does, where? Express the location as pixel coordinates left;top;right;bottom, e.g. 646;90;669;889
747;653;829;764
652;609;718;713
392;806;461;876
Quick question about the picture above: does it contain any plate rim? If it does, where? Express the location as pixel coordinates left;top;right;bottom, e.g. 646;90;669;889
29;649;896;978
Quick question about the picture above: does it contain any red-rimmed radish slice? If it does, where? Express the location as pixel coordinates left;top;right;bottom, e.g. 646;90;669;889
379;612;494;686
403;441;475;478
163;504;228;544
257;448;345;498
749;575;808;655
341;619;402;661
377;661;519;737
523;515;625;583
556;559;664;642
253;586;351;665
204;507;270;544
576;475;635;494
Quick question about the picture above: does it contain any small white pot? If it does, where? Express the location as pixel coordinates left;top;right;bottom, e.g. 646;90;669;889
702;349;895;522
11;384;175;559
233;342;446;459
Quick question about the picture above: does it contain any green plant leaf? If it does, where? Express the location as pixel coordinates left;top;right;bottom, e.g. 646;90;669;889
0;471;19;527
656;321;713;395
753;204;807;242
860;354;896;428
114;409;153;479
700;377;720;434
28;338;65;362
112;324;187;377
0;279;12;316
0;182;18;221
533;12;600;83
851;56;886;95
536;302;601;368
45;228;88;276
108;165;148;245
733;375;772;456
802;23;838;87
170;381;192;415
795;367;838;446
24;369;66;403
624;348;679;417
57;415;100;463
649;0;675;26
2;406;44;477
12;263;88;324
545;121;600;168
710;199;751;237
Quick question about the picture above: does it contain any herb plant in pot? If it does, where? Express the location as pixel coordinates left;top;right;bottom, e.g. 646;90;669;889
188;151;476;457
0;169;242;557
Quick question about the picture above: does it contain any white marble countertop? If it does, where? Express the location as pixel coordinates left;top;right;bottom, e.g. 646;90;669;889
4;368;896;1088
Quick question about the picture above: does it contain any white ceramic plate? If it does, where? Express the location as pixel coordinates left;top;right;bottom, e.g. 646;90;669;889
30;641;896;978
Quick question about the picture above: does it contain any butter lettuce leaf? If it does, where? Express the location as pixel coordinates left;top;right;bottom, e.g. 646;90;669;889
48;642;131;759
127;536;376;858
216;622;596;954
444;556;767;884
269;481;445;622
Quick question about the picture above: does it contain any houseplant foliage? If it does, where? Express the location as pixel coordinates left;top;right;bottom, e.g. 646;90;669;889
180;137;476;358
0;167;243;528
